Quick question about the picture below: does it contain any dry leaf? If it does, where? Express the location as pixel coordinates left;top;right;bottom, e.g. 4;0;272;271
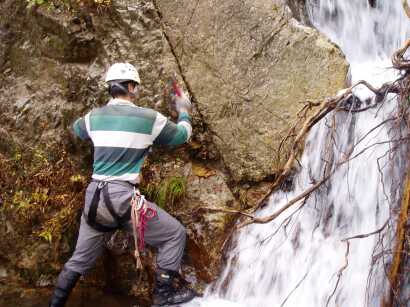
192;163;216;178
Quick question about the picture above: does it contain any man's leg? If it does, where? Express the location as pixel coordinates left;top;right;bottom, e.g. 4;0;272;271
49;216;107;307
126;201;195;306
143;201;186;271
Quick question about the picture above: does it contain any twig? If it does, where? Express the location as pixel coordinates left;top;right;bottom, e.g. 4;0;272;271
250;78;402;214
280;270;310;307
392;39;410;70
325;241;350;307
197;206;255;219
238;169;333;228
237;136;408;228
341;219;389;242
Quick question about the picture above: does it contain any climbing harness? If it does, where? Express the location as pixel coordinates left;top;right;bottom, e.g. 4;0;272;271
84;181;131;232
84;181;157;269
130;187;157;269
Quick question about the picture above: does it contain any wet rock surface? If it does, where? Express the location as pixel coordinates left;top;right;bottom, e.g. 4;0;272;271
143;158;240;281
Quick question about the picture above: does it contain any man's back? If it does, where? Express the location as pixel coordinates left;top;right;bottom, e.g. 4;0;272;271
73;98;192;184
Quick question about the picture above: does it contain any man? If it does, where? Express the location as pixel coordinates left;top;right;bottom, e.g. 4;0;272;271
49;63;196;307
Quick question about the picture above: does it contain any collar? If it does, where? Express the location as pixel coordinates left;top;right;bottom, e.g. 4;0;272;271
107;98;136;107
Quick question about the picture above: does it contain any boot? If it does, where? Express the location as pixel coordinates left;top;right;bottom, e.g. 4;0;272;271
49;267;81;307
152;268;197;306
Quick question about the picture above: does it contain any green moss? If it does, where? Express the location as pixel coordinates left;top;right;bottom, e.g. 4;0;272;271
141;176;187;210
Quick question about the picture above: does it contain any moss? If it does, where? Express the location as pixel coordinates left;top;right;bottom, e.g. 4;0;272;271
141;176;187;210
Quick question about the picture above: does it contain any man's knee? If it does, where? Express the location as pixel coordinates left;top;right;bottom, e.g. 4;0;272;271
65;257;92;275
64;248;100;275
175;223;186;244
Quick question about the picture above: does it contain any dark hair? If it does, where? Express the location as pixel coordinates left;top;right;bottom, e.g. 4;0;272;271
108;81;136;98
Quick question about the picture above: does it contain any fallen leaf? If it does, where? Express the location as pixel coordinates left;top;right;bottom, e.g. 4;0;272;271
192;163;216;178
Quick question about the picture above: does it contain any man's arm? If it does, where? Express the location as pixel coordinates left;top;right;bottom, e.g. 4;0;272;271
72;115;91;141
153;111;192;146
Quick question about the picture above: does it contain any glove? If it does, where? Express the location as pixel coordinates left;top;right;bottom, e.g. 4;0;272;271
172;91;192;113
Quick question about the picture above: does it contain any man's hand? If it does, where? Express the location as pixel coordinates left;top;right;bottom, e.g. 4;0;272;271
173;91;192;113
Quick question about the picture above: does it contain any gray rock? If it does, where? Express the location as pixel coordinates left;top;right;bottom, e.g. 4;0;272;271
15;97;31;111
156;0;349;181
286;0;312;25
143;160;240;281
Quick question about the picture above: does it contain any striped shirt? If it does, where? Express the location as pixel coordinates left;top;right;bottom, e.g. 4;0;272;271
72;98;192;184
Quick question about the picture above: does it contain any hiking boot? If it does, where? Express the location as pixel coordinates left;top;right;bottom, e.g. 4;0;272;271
152;269;197;306
49;267;81;307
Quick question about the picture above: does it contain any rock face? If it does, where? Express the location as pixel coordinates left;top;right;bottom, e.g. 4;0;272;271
0;0;348;304
156;0;348;182
145;159;240;281
286;0;312;25
0;0;180;146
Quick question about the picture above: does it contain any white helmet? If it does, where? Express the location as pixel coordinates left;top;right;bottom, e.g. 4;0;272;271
105;63;141;84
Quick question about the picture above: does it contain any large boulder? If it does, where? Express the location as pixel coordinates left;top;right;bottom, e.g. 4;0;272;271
155;0;349;182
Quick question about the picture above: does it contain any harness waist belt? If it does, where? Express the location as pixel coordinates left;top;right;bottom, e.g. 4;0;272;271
84;180;136;232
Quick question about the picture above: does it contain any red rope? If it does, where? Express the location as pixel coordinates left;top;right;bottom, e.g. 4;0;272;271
137;207;157;250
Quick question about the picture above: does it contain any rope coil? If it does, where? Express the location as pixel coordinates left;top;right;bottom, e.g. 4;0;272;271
130;187;157;269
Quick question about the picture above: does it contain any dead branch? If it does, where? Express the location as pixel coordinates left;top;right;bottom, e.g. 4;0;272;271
238;169;333;228
199;130;407;232
236;39;410;224
236;135;407;229
251;79;402;215
199;40;410;237
392;39;410;70
280;270;310;307
402;0;410;20
196;206;255;219
342;219;389;242
326;241;350;307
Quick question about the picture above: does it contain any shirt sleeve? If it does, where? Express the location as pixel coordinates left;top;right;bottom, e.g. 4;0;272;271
72;116;90;141
153;111;192;146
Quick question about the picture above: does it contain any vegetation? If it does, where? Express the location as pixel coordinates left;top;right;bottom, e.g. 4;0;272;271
141;176;187;210
0;141;87;248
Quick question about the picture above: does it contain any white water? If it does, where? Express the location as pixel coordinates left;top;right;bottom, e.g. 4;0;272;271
187;1;410;306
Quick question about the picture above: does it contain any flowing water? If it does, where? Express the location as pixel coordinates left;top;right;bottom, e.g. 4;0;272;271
187;1;410;306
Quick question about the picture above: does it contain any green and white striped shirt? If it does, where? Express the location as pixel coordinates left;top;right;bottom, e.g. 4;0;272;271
73;98;192;184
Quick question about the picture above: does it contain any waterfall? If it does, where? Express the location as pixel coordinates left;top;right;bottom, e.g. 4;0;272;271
188;1;410;306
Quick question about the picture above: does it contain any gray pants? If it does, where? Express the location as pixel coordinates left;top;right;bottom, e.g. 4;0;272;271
65;181;186;274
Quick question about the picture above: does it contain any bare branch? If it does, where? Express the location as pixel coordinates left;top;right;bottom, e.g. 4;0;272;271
326;241;350;307
197;206;255;219
280;270;310;307
342;219;389;242
402;0;410;20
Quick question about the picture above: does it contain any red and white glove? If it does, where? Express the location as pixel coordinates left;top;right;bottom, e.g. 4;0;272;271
172;90;192;113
